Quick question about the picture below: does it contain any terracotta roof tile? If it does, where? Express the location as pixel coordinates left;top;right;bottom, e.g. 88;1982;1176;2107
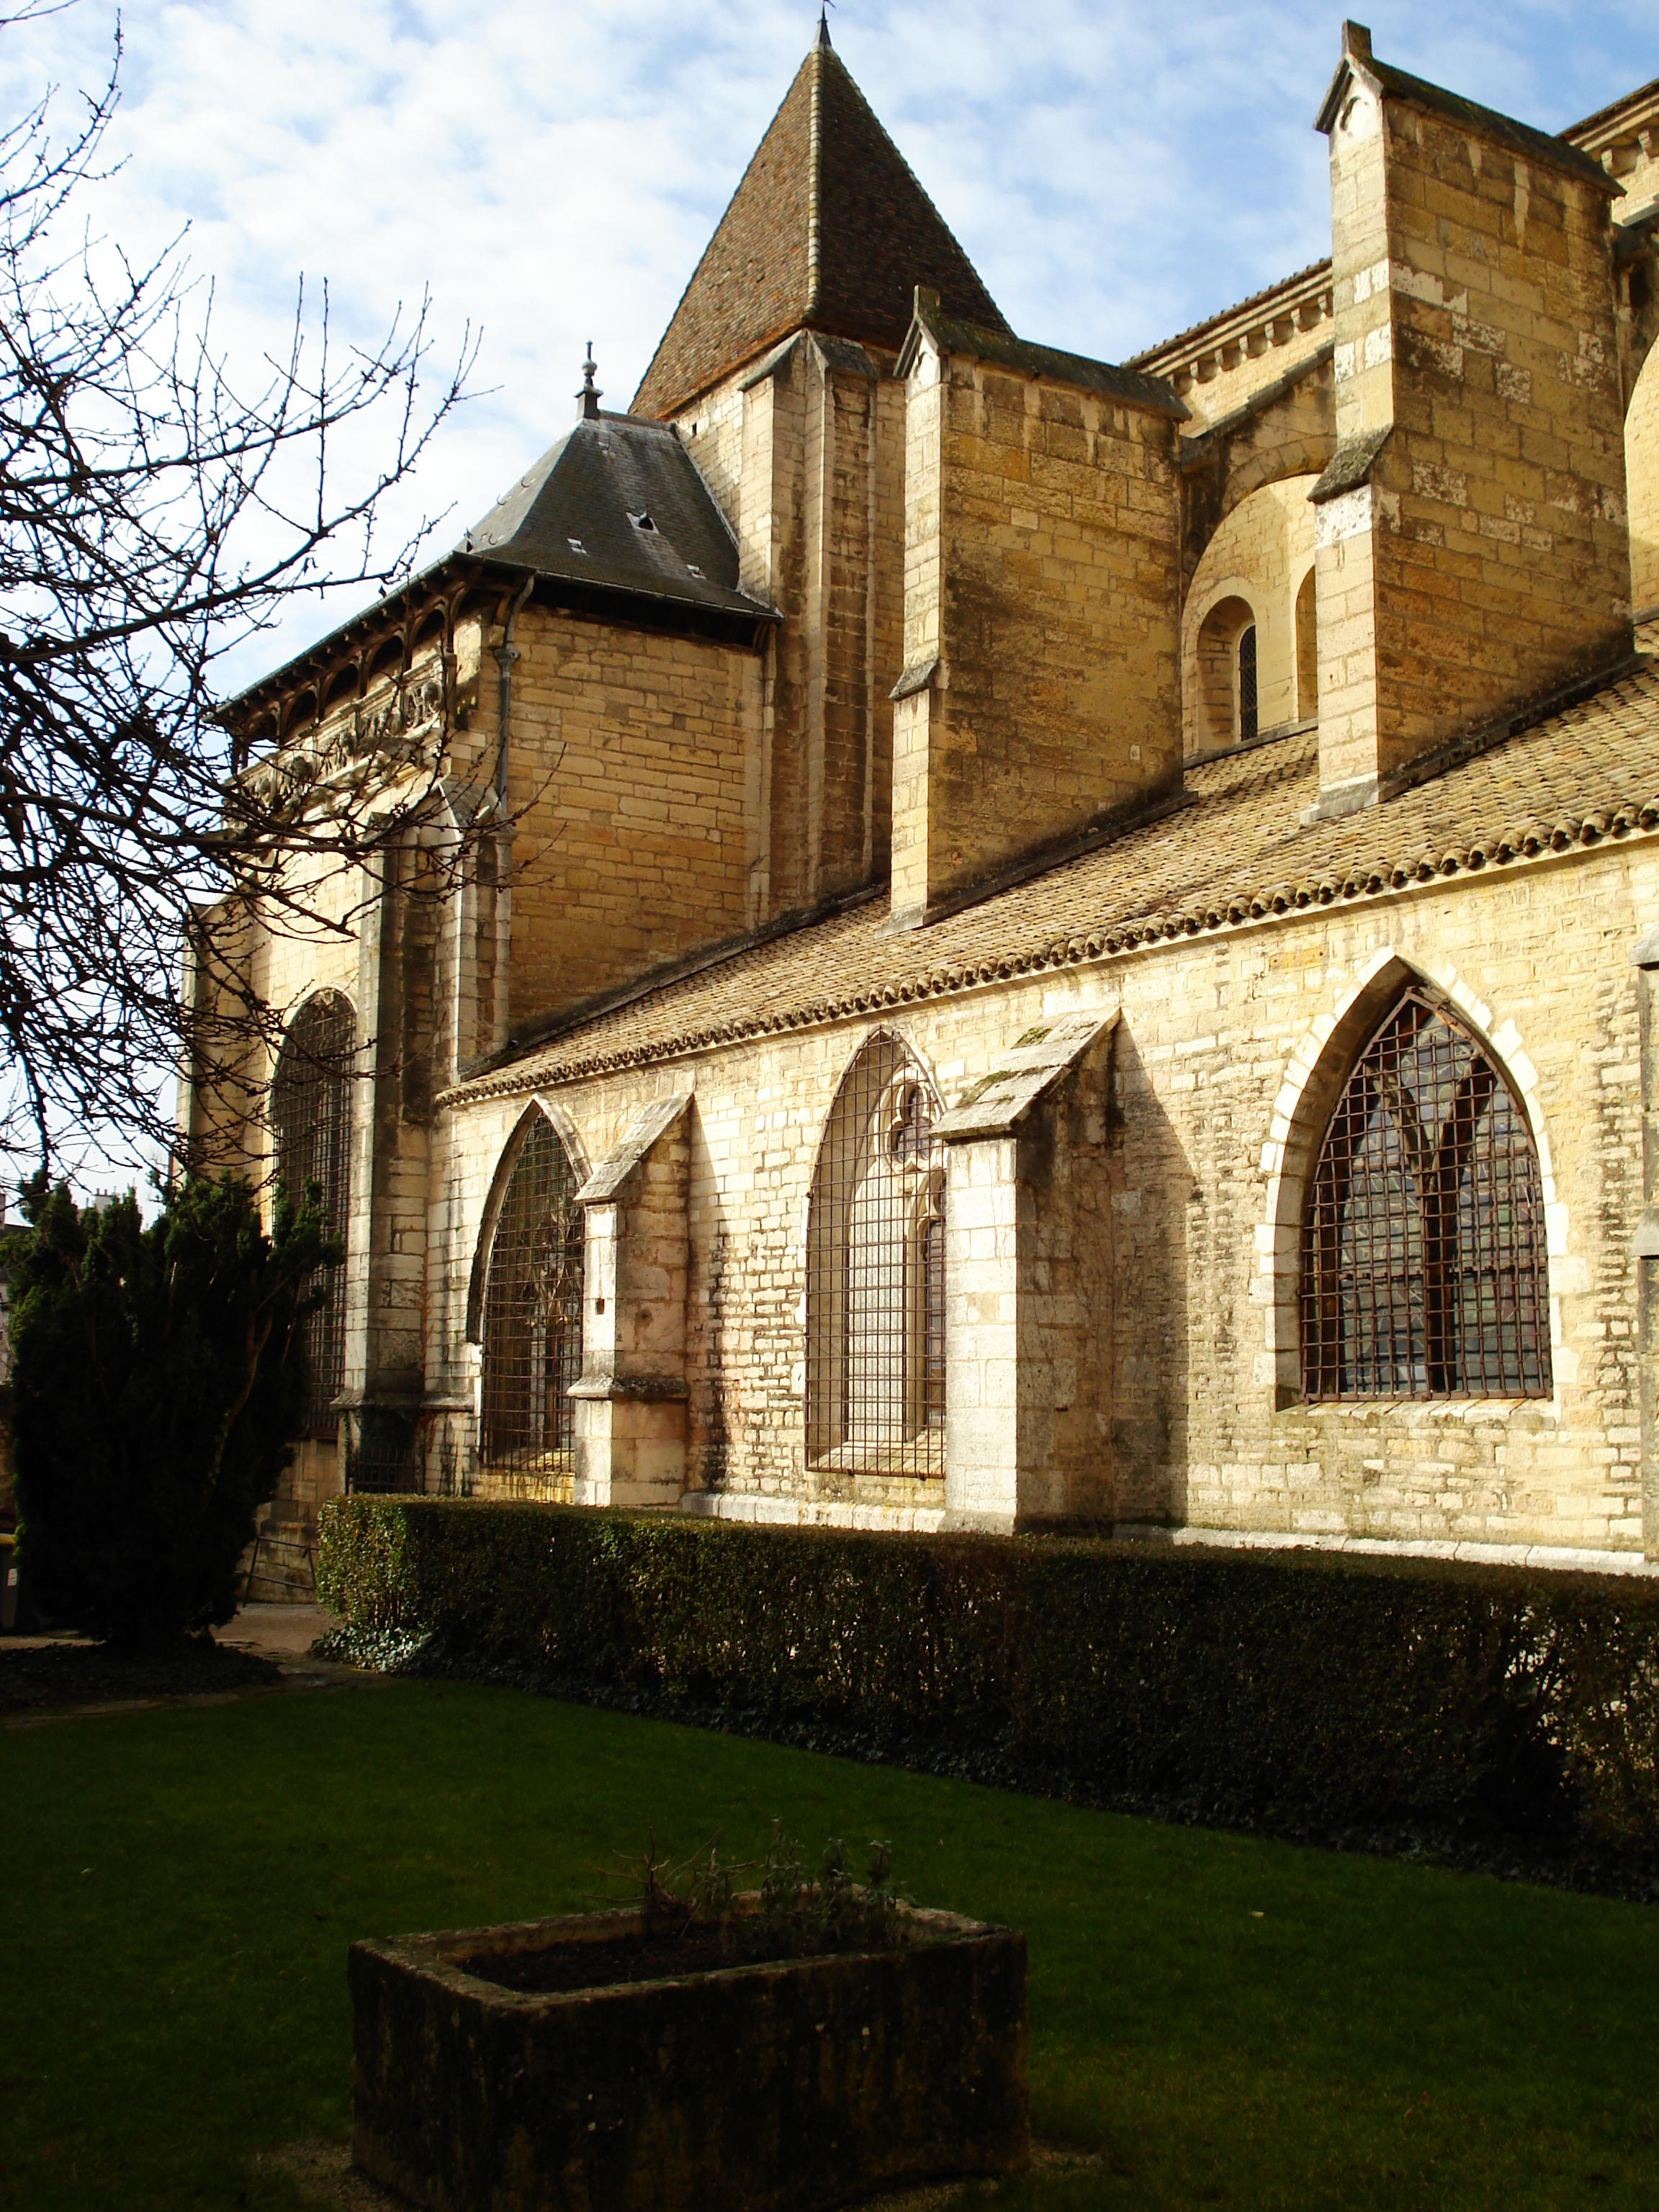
451;624;1659;1105
631;30;1007;421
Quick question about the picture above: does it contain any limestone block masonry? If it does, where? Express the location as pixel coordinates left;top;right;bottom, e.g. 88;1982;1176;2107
890;310;1183;925
432;830;1659;1560
194;19;1659;1581
1312;22;1633;817
571;1096;693;1508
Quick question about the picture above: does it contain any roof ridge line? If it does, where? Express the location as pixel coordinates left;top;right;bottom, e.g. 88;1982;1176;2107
806;36;823;320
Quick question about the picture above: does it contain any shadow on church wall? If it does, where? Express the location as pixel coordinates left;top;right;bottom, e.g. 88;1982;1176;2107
1105;1022;1192;1527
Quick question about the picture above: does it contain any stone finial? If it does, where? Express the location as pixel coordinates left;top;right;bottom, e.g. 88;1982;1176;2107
1341;20;1372;63
577;344;602;421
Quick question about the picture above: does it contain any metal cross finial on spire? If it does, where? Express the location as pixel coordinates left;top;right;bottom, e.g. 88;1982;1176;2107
577;342;602;421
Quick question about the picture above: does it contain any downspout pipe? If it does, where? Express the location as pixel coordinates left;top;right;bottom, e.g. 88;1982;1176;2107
492;574;534;809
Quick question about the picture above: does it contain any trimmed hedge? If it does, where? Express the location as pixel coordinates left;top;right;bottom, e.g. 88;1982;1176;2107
317;1498;1659;1864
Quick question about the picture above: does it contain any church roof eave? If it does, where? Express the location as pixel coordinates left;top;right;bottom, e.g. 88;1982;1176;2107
443;621;1659;1103
223;408;778;732
896;289;1187;420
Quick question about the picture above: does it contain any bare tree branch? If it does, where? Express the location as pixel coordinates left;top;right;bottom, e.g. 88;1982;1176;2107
0;19;482;1182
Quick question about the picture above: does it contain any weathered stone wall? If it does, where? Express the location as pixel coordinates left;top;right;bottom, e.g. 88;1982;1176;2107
1630;345;1659;611
1138;265;1335;430
943;1043;1118;1529
497;606;765;1034
429;837;1654;1552
1182;477;1319;755
1316;42;1632;811
681;343;904;922
892;341;1182;922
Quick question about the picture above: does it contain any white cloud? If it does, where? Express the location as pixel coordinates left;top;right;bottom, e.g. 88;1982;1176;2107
0;0;1649;1188
3;0;1648;693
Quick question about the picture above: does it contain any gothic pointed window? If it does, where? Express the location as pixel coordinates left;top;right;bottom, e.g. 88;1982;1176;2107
269;991;354;1435
1300;989;1551;1401
806;1035;947;1475
480;1113;585;1471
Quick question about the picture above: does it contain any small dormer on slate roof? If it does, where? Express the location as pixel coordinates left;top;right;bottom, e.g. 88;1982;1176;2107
462;359;769;625
632;19;1008;421
225;354;776;732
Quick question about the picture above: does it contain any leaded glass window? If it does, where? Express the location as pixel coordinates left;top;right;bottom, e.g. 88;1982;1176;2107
1300;990;1551;1401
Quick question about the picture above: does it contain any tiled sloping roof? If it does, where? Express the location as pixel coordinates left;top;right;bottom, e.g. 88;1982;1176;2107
452;627;1659;1103
631;30;1007;421
461;411;769;622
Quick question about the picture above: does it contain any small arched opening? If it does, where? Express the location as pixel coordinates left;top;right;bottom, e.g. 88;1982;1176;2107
1193;595;1257;754
1294;567;1318;721
269;990;355;1435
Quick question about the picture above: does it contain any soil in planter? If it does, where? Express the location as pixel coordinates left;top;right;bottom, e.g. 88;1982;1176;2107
462;1920;918;1995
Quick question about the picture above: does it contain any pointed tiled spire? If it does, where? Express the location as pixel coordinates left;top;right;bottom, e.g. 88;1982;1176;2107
631;34;1007;418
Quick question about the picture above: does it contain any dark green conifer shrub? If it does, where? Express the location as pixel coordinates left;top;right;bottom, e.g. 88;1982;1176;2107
9;1174;338;1645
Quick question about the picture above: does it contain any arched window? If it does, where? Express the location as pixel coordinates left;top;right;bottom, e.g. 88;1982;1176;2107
1192;595;1256;754
270;990;354;1434
1295;569;1318;722
806;1036;947;1475
479;1114;584;1472
1300;990;1551;1401
1236;623;1259;742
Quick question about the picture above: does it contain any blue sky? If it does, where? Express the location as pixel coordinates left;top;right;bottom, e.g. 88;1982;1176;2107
1;0;1650;1192
4;0;1653;685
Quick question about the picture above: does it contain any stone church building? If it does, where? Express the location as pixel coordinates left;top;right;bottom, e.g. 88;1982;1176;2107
184;21;1659;1595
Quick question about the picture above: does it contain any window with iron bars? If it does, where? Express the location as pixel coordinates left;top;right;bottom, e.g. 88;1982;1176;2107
806;1035;947;1476
269;990;354;1435
1237;622;1259;743
479;1115;585;1473
1300;989;1551;1401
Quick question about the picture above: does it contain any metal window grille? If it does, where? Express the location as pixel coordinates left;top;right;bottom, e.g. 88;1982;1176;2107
806;1036;947;1476
922;1212;946;1432
1300;989;1551;1401
270;991;354;1435
345;1406;426;1496
480;1117;584;1473
1237;623;1259;743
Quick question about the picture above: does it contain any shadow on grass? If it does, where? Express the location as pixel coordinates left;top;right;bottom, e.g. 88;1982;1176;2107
5;1676;1658;2212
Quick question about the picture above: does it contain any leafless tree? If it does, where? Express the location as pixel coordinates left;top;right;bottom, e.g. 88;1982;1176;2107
0;14;477;1182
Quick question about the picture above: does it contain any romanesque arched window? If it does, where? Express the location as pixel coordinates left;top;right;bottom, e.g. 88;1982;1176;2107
1300;989;1551;1401
270;989;354;1434
1236;622;1259;742
806;1036;947;1475
479;1112;585;1472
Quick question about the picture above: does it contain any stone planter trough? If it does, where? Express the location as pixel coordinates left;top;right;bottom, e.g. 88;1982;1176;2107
349;1898;1028;2212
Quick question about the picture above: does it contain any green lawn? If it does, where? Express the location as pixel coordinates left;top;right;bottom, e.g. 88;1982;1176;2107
4;1674;1657;2211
